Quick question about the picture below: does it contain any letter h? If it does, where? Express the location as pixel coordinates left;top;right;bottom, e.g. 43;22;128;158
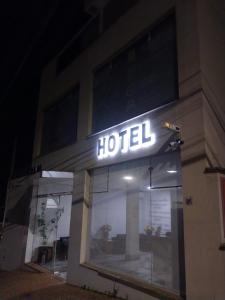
97;137;106;158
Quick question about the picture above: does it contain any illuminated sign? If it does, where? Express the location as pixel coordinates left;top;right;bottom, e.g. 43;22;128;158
97;120;156;160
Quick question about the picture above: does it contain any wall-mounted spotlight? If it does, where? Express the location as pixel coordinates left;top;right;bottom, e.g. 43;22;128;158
163;121;180;133
163;121;184;149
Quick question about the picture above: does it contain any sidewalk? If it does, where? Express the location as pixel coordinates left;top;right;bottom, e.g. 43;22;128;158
0;267;120;300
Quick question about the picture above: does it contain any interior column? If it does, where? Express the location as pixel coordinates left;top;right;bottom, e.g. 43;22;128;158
125;188;140;260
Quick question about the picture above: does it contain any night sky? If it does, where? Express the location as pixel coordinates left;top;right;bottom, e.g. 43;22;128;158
0;0;90;220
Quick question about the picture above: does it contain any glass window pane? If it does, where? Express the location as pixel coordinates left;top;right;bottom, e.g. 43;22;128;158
92;167;109;193
41;87;79;155
150;151;182;188
92;15;177;133
88;151;184;294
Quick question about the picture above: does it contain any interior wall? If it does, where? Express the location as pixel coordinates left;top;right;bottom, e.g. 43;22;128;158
91;190;173;239
38;178;73;195
57;195;72;239
91;191;126;239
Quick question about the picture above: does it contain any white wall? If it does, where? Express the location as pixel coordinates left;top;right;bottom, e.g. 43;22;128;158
91;191;126;239
57;195;72;239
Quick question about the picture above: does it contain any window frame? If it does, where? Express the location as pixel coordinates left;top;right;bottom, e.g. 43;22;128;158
41;85;80;155
81;151;185;300
91;11;178;134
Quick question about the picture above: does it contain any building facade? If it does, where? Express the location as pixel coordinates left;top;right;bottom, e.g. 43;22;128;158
1;1;225;300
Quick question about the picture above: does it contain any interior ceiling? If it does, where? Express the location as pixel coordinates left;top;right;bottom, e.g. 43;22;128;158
38;177;74;196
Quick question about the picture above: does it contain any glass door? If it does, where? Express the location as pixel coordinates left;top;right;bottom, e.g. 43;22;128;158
53;194;72;278
32;194;72;279
32;196;60;270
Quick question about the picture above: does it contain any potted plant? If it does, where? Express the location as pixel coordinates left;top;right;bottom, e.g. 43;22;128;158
101;224;112;240
37;202;64;246
144;225;154;236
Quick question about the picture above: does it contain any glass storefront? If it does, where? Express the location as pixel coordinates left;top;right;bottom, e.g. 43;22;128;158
30;173;73;279
87;151;184;293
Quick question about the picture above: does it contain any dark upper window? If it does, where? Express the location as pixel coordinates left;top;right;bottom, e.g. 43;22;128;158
92;14;178;133
41;86;79;155
57;15;100;75
103;0;139;31
56;0;139;75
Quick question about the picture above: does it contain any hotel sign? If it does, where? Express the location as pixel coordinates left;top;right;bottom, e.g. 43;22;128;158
97;120;156;160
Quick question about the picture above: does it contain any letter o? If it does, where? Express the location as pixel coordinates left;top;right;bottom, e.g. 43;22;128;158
108;135;116;152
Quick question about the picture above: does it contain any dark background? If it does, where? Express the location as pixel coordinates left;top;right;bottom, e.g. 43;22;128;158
0;0;90;221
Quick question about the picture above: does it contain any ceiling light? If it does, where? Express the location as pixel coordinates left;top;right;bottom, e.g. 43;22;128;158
46;198;57;208
146;186;151;190
167;170;177;174
123;176;133;181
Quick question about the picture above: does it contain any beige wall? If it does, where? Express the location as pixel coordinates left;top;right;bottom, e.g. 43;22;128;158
182;159;225;300
197;0;225;128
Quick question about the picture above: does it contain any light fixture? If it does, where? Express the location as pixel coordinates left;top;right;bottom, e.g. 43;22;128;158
163;121;180;132
167;170;177;174
97;119;156;160
123;176;133;181
46;198;57;208
146;186;151;190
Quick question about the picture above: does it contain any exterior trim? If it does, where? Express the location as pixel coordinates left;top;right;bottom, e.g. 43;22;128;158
80;262;185;300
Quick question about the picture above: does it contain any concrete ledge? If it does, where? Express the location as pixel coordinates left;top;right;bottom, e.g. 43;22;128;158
81;262;185;300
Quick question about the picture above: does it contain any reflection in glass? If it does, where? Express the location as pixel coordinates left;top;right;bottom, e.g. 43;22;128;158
32;195;72;278
88;151;184;294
